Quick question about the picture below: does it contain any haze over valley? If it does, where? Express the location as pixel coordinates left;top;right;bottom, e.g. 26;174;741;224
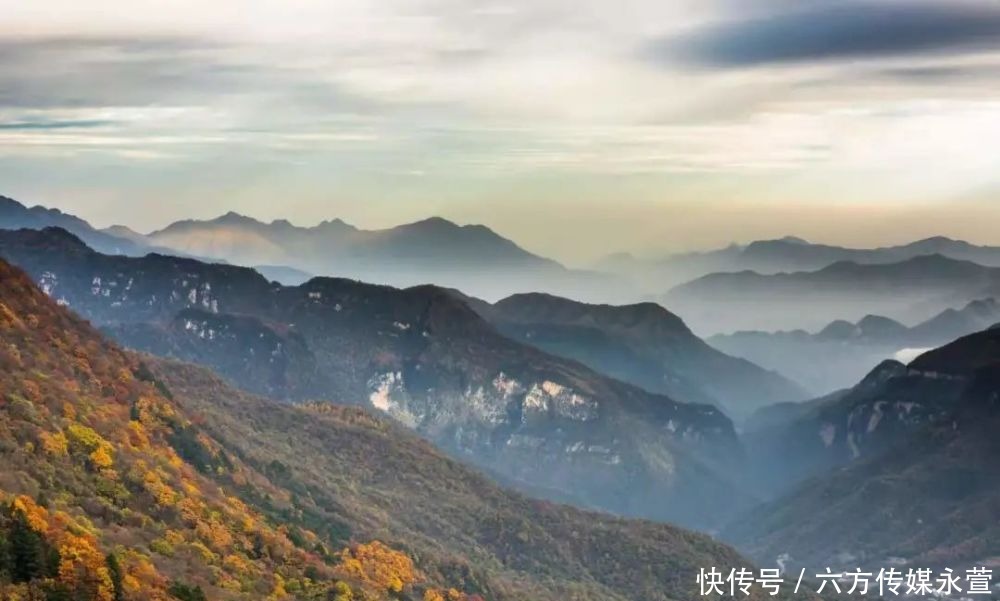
5;0;1000;599
0;190;1000;598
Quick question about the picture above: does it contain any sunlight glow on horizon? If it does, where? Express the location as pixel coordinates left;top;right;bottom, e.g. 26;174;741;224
3;0;1000;262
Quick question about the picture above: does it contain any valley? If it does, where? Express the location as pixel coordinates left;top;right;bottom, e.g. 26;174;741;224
5;4;1000;599
2;196;1000;600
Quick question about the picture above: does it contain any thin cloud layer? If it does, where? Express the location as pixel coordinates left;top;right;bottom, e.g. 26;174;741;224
666;1;1000;67
0;119;116;130
2;0;1000;260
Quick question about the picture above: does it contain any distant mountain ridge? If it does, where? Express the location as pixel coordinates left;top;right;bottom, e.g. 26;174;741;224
144;210;629;302
0;195;231;265
148;212;553;269
666;254;1000;334
601;235;1000;290
710;298;1000;394
0;194;147;255
0;226;751;530
0;194;632;303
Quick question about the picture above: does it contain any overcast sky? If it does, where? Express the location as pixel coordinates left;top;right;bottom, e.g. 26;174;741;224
3;0;1000;263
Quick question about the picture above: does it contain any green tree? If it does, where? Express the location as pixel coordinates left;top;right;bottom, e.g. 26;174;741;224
106;553;125;601
0;530;10;580
9;508;50;583
167;581;208;601
44;583;74;601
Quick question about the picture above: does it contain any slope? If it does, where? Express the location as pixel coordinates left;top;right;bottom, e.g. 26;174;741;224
150;358;778;601
479;292;806;422
726;329;1000;569
0;227;747;530
0;255;800;601
0;257;480;601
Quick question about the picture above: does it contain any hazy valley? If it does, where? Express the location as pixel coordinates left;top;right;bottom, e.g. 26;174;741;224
7;1;1000;598
2;195;1000;599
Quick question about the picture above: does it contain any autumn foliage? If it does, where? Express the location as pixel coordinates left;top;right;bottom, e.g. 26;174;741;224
0;259;475;600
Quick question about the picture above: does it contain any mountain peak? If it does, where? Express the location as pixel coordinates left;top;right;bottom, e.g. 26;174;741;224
903;236;969;251
856;314;907;336
745;236;810;250
857;358;907;389
0;194;27;210
778;235;809;245
318;217;355;228
817;319;856;339
102;224;148;243
401;216;461;231
212;210;260;225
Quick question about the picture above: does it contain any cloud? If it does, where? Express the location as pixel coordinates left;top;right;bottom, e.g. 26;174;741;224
0;36;249;108
663;1;1000;67
0;33;386;163
876;62;1000;82
0;119;115;130
3;0;1000;254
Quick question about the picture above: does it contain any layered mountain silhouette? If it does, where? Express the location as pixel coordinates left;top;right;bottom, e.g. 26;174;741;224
0;194;631;303
602;235;1000;292
710;298;1000;394
0;194;148;256
141;211;629;302
464;292;806;422
0;226;751;529
0;255;788;601
666;255;1000;334
0;195;222;264
728;329;1000;569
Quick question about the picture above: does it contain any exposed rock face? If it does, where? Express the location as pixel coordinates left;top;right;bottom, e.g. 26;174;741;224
727;328;1000;571
0;254;795;601
0;227;748;529
474;292;806;422
742;358;968;496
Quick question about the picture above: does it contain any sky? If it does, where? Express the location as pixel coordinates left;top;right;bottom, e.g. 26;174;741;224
3;0;1000;264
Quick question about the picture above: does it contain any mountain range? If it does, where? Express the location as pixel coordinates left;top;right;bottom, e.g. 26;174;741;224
0;195;148;256
0;226;753;530
4;194;1000;595
727;328;1000;570
0;194;631;304
0;254;789;601
138;211;629;303
465;292;806;422
601;235;1000;292
666;254;1000;334
710;298;1000;394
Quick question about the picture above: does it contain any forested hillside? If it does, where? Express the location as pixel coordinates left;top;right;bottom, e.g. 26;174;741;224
0;258;477;601
0;256;791;601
